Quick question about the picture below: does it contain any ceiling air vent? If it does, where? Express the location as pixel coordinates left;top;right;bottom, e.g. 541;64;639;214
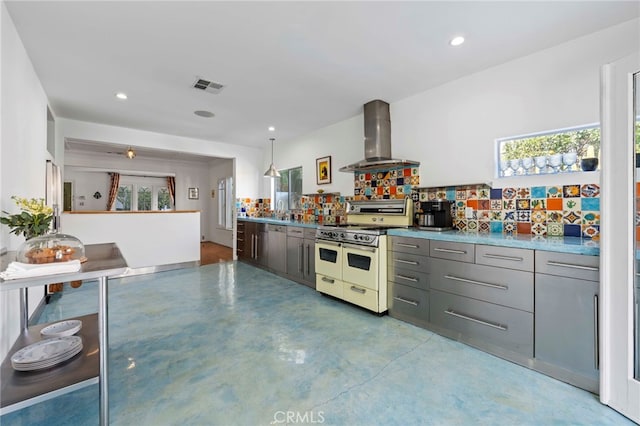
192;77;224;94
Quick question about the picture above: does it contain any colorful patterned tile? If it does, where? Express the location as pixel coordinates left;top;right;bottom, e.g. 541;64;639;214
396;177;404;185
490;200;502;210
478;188;490;199
547;186;563;198
531;222;547;236
581;197;600;211
531;210;546;223
419;192;428;201
467;220;478;231
478;200;490;210
516;188;530;199
516;210;531;222
531;186;546;199
503;199;516;210
563;198;580;211
410;176;420;186
547;222;563;236
490;188;503;200
546;198;562;210
467;199;478;209
582;211;600;225
582;224;600;239
478;210;490;221
455;220;467;231
563;185;581;198
503;222;516;234
456;190;467;200
411;167;419;176
516;199;531;210
436;190;447;199
517;222;532;234
446;188;456;200
490;211;503;221
564;224;582;237
503;210;516;221
404;184;413;193
502;187;517;199
490;222;503;233
581;184;600;197
478;221;491;233
466;189;478;200
563;210;582;224
530;199;546;210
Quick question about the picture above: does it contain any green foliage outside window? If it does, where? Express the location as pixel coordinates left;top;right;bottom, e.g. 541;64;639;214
158;188;171;210
500;127;601;161
116;186;131;211
138;186;152;211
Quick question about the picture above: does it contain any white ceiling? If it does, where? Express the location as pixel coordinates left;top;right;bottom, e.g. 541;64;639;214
6;1;639;160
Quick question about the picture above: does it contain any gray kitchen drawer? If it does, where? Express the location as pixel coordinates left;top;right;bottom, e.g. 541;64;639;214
286;226;305;237
388;251;430;274
429;240;474;263
430;258;533;312
475;245;533;272
304;228;317;239
389;236;430;256
388;282;429;324
388;264;430;291
430;289;533;357
535;251;599;282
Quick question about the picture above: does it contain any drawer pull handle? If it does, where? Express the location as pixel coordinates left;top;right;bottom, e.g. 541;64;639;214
237;249;243;252
321;277;335;284
237;238;244;242
483;253;523;262
394;296;419;306
396;259;419;265
434;247;467;255
350;286;366;294
546;261;599;272
396;243;419;249
396;274;418;283
444;309;507;331
444;274;508;291
237;230;245;234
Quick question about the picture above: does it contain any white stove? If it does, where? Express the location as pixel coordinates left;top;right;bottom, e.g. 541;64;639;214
315;198;413;313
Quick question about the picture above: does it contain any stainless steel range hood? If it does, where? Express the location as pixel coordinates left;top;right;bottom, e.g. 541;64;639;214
339;99;420;172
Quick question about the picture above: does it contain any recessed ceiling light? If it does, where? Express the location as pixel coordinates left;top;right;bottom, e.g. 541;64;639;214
194;110;215;118
115;92;128;100
268;126;275;132
450;36;465;47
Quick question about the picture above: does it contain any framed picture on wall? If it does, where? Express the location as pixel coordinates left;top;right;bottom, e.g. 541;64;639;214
316;156;332;185
188;187;199;200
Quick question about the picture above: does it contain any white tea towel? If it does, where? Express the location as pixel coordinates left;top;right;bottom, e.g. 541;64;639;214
0;260;81;280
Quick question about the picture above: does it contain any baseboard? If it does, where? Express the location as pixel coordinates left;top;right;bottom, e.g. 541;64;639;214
114;260;200;278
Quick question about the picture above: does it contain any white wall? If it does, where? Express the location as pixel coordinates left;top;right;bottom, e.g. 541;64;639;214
275;19;640;190
208;159;234;247
0;2;52;359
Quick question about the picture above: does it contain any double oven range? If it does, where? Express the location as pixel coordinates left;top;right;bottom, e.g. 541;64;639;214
315;198;413;313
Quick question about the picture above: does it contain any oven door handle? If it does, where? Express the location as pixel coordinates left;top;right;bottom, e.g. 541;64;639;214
316;240;342;247
342;243;377;253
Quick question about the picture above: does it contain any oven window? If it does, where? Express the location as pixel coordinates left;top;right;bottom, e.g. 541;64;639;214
319;248;338;263
347;253;372;271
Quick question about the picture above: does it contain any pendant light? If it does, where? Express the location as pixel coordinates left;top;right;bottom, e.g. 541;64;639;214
264;138;280;178
126;146;136;159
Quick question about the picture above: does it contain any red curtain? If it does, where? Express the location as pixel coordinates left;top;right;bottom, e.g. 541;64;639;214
106;173;120;211
167;176;176;206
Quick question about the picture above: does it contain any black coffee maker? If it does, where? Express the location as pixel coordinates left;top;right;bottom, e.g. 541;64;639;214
416;200;453;231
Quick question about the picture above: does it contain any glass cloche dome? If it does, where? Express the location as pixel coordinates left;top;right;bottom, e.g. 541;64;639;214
17;232;85;264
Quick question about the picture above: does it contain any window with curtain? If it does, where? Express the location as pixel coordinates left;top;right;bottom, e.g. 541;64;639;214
112;176;174;211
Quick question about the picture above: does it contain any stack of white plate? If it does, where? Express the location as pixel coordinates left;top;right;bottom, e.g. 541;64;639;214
11;336;83;371
40;320;82;338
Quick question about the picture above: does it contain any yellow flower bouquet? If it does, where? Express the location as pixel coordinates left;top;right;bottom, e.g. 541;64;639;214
0;196;53;240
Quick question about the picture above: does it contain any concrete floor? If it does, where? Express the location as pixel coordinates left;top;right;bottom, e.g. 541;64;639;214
2;261;634;425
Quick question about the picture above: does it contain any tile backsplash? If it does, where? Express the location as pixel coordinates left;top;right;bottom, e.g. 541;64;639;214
237;166;600;238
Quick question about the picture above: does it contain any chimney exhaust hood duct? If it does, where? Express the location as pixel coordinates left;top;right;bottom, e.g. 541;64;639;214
339;99;420;172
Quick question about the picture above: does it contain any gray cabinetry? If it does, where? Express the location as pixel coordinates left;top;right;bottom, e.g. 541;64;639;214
286;227;316;288
236;220;248;260
429;244;534;358
534;251;599;393
429;240;475;263
242;221;268;267
268;224;287;274
387;236;430;326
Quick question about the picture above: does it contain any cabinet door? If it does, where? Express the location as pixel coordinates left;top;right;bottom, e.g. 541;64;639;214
256;225;268;267
535;273;599;383
389;236;430;256
304;238;316;287
268;229;286;273
388;282;429;325
429;241;475;263
286;235;304;280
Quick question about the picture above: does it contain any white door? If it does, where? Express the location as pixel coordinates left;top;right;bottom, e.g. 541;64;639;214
600;51;640;423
